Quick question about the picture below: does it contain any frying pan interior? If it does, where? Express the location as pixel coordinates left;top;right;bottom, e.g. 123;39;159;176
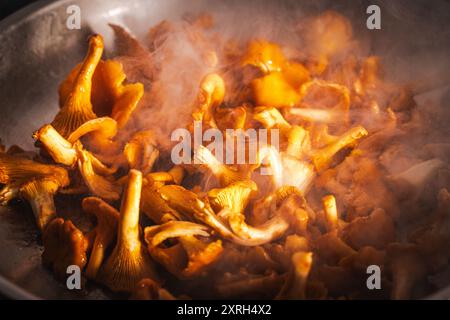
0;0;449;299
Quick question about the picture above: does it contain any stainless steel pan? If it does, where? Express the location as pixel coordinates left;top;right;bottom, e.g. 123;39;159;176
0;0;449;299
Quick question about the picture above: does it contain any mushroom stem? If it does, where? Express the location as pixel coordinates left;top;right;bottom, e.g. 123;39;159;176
52;35;103;137
290;108;340;123
194;145;248;186
86;233;105;279
83;196;120;280
20;180;59;231
99;169;158;292
322;195;338;231
33;125;77;166
253;106;291;131
198;74;225;117
119;169;142;249
276;252;313;299
228;213;290;244
72;35;104;98
77;148;120;201
311;125;368;171
286;125;310;159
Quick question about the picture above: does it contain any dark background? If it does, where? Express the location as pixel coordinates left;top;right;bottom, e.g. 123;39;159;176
0;0;39;20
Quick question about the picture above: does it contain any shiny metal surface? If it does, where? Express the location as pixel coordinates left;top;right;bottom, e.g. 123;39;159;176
0;0;449;299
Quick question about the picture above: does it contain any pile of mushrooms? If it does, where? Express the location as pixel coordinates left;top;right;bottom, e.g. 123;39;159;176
1;11;449;300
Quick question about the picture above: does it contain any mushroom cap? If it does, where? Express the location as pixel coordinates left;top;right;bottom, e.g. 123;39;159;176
42;218;89;280
207;180;257;213
82;196;119;230
0;153;69;187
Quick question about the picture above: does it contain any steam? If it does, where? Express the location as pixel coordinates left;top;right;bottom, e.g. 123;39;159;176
71;0;450;298
132;21;212;150
103;0;449;211
109;2;311;148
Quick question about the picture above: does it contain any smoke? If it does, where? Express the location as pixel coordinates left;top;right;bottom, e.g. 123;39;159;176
106;1;333;147
131;21;212;151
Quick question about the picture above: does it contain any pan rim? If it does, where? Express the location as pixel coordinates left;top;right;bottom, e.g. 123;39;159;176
0;0;71;36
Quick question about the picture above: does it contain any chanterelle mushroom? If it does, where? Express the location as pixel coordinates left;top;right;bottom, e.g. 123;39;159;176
67;117;120;155
98;169;158;292
242;39;309;96
213;105;247;131
42;218;89;281
207;180;257;215
145;221;223;278
387;243;427;300
296;80;350;124
276;251;313;299
157;184;267;246
52;35;103;138
36;117;122;167
141;176;183;224
76;145;121;201
33;124;120;200
322;194;343;232
194;145;251;186
0;153;69;230
253;106;291;133
59;59;144;130
33;124;78;167
242;39;286;73
311;125;368;172
82;197;119;279
192;73;225;126
227;192;308;245
130;278;176;300
124;130;159;174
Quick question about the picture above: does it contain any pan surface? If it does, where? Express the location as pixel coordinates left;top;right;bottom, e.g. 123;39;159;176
0;0;449;299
